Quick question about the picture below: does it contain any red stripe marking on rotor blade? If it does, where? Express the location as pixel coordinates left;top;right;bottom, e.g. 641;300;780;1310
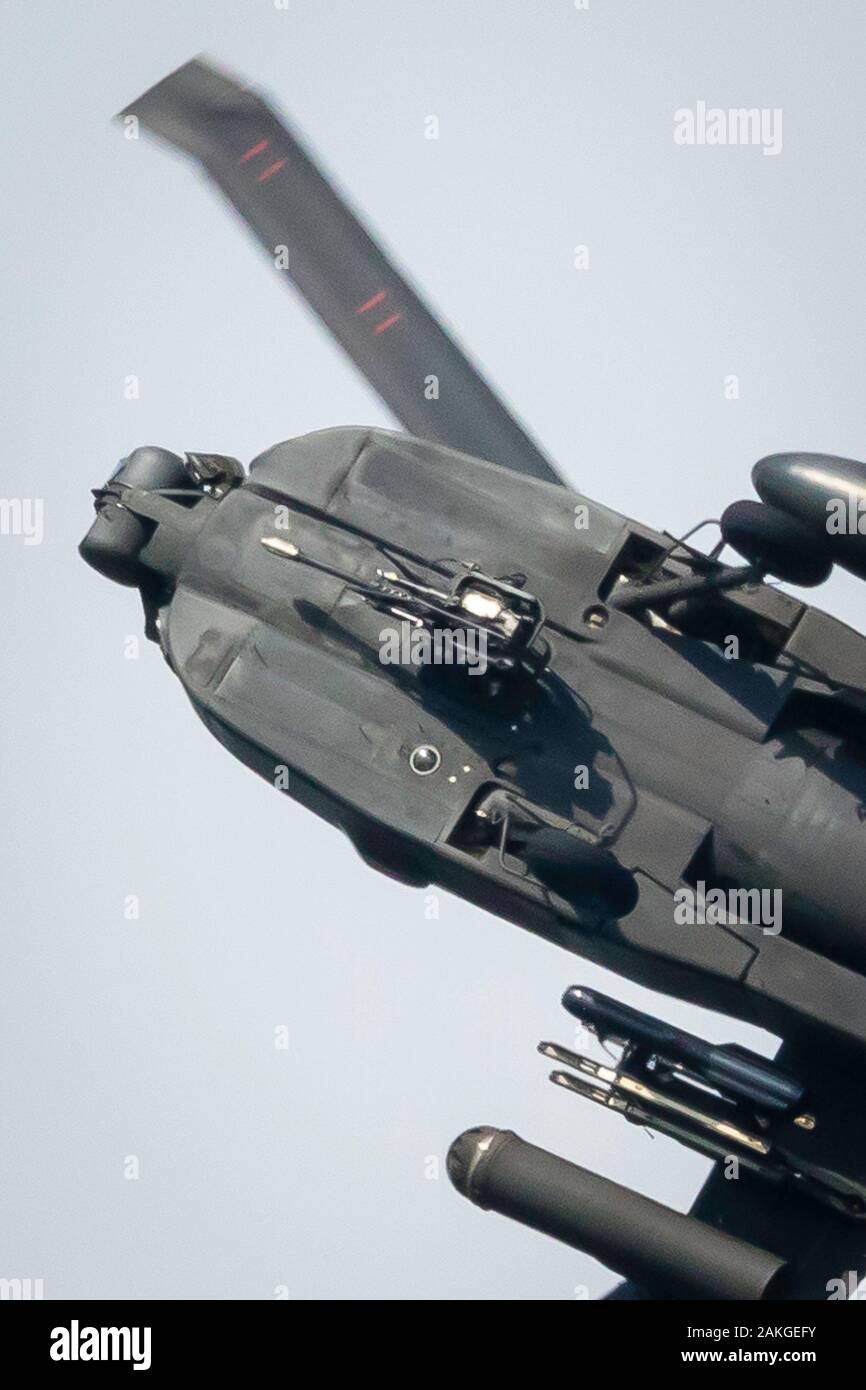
240;139;269;163
373;312;403;334
257;158;287;183
356;290;387;315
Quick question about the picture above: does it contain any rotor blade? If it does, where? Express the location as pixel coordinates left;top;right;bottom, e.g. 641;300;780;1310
122;58;564;486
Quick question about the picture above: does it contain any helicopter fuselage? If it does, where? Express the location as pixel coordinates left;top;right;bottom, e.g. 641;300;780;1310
84;427;866;1055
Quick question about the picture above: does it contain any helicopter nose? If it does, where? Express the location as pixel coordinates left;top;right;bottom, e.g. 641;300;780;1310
79;447;191;586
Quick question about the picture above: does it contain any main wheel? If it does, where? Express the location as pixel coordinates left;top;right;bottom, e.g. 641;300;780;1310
526;828;638;920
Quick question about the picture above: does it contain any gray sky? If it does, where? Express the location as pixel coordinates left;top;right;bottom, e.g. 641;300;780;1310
2;0;865;1298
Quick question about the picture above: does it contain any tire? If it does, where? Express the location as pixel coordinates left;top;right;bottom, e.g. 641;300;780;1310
526;828;638;919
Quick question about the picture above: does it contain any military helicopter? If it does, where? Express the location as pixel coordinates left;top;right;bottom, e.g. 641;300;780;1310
81;58;866;1300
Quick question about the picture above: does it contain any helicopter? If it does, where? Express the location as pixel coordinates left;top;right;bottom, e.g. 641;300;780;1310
81;58;866;1300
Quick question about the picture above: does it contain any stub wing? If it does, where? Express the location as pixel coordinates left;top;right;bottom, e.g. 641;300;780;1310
688;1037;866;1300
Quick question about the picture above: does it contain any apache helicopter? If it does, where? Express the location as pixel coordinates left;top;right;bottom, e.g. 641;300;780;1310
81;58;866;1300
